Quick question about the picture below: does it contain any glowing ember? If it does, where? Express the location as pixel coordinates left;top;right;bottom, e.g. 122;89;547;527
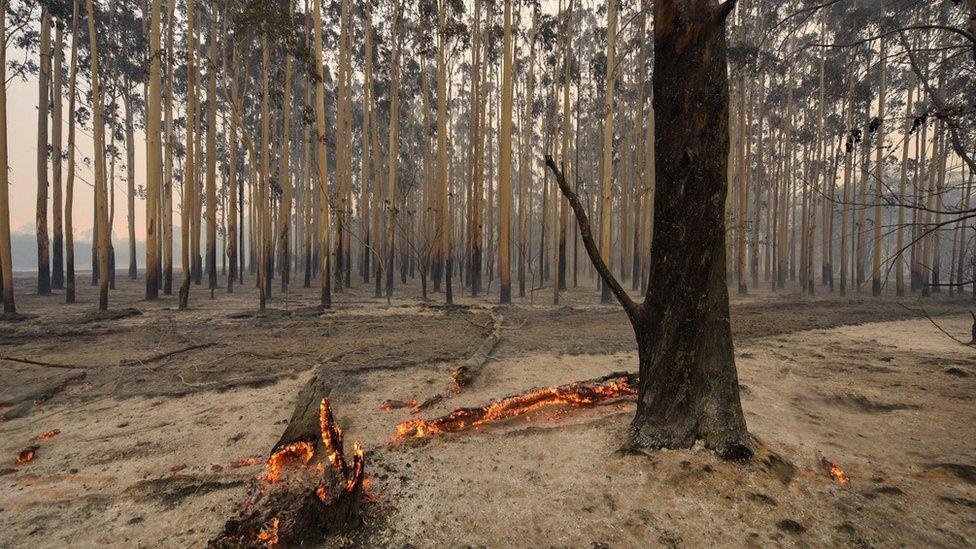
320;396;348;475
821;457;850;484
380;399;419;411
393;372;636;441
264;442;314;483
16;446;38;465
255;517;280;546
36;429;60;440
316;483;329;502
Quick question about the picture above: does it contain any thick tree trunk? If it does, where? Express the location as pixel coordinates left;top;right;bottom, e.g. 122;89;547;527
547;0;749;458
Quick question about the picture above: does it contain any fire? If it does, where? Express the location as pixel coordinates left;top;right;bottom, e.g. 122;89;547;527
36;429;60;440
320;396;348;476
16;446;38;465
393;373;636;441
821;457;850;484
264;442;314;483
315;483;329;502
255;517;279;546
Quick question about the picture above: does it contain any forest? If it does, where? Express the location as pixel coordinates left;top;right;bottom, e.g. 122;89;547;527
1;0;975;546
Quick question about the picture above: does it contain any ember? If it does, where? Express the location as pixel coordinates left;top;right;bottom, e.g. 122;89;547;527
16;446;38;465
264;442;314;483
36;429;61;440
821;457;850;484
394;372;637;441
255;517;279;546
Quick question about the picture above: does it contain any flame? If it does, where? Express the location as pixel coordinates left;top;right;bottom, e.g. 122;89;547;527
264;442;314;483
36;429;60;440
16;446;38;465
320;396;348;476
315;483;329;502
255;517;279;546
822;458;850;484
393;373;636;441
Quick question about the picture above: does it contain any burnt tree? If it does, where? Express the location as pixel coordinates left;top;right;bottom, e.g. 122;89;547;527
545;0;749;459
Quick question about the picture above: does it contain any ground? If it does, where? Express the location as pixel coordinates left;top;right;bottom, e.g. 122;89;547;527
1;271;974;547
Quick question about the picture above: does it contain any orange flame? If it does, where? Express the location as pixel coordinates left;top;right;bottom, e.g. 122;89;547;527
36;429;61;440
255;517;280;546
821;457;850;484
264;442;314;483
16;446;37;465
320;396;348;476
393;373;636;441
315;483;329;502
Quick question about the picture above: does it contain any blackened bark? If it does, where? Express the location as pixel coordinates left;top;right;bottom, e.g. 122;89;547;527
632;0;748;457
546;0;749;459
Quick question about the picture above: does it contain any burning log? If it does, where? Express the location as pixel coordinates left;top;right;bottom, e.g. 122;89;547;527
211;375;365;548
395;372;637;441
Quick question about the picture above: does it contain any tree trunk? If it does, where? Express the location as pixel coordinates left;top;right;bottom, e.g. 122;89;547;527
86;0;109;310
51;22;64;290
548;0;749;458
146;0;162;299
179;0;196;310
37;7;52;295
0;5;14;312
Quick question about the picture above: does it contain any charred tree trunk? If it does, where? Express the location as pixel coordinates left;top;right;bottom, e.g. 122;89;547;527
546;0;749;459
211;375;364;547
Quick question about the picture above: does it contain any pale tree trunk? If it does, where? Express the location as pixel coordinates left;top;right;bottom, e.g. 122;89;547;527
163;0;175;295
227;46;239;292
37;7;52;295
469;0;483;297
124;91;138;281
279;6;294;294
871;32;886;296
205;8;218;295
0;4;13;312
518;5;538;299
550;0;748;457
64;0;79;304
896;69;913;296
259;34;272;308
179;0;196;310
386;0;404;302
86;0;109;310
498;0;514;304
437;0;453;304
599;0;618;304
51;22;64;289
556;0;573;303
312;0;331;307
146;0;163;299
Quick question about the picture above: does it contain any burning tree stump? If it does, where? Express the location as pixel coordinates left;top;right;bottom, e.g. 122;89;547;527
211;375;365;547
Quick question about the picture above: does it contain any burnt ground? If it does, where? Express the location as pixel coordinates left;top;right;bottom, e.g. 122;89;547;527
0;272;974;547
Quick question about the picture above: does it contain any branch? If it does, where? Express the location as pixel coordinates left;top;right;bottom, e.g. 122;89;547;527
544;154;639;321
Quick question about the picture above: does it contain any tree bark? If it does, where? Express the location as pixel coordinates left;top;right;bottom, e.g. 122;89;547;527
37;7;52;295
547;0;749;458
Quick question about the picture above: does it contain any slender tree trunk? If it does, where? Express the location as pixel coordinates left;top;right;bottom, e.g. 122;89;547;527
37;7;52;295
64;0;79;304
51;22;64;290
498;0;514;304
86;0;109;310
205;8;218;295
871;33;886;296
179;0;196;310
437;0;452;304
598;0;618;304
145;0;163;299
162;0;175;295
518;5;538;299
312;0;331;307
0;5;14;312
386;0;404;302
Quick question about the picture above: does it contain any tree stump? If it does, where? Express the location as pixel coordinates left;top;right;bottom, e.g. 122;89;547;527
210;375;365;547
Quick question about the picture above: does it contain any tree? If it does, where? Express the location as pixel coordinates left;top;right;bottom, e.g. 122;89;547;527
598;0;617;305
498;0;514;304
312;0;331;308
87;0;110;311
146;0;162;299
179;0;197;310
547;0;749;457
0;1;14;312
37;6;52;295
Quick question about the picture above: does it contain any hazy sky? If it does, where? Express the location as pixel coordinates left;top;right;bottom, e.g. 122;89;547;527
7;37;150;242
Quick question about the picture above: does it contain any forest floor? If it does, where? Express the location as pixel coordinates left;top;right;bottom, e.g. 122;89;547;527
1;272;974;547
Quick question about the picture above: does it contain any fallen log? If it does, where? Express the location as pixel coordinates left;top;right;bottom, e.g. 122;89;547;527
451;309;503;387
396;371;638;441
210;375;365;547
